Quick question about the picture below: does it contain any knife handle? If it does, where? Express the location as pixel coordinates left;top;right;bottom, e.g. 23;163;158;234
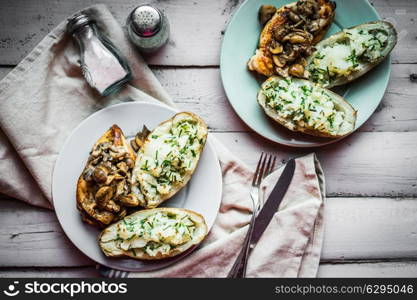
227;212;256;278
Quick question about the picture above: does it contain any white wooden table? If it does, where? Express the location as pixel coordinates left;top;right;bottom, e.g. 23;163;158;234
0;0;416;278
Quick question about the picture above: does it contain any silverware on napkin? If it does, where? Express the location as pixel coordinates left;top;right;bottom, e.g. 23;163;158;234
228;158;296;278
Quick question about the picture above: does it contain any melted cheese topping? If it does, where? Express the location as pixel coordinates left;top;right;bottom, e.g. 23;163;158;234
262;78;351;136
133;114;206;207
103;211;196;257
308;25;390;86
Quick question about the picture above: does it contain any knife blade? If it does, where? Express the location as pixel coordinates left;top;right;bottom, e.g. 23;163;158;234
249;158;296;248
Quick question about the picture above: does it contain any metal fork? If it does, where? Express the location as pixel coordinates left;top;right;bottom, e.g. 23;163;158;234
227;152;276;278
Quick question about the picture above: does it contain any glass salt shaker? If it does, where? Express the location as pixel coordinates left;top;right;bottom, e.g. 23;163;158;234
67;13;132;96
126;5;170;52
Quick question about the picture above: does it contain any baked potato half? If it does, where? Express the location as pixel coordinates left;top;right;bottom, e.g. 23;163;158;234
248;0;336;78
76;125;140;228
258;76;356;138
131;112;208;208
99;207;208;260
306;21;397;88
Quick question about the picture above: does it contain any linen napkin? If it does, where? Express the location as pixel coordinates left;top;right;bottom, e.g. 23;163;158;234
0;4;326;278
102;151;325;278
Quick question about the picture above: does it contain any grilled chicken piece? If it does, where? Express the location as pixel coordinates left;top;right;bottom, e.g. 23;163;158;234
76;125;139;228
248;0;336;78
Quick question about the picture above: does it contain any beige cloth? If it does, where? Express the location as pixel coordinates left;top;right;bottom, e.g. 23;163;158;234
0;4;325;277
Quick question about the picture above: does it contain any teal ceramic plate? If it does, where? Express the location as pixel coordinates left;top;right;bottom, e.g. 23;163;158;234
220;0;390;147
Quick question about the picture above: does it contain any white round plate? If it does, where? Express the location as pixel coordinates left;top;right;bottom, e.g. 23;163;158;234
52;102;222;272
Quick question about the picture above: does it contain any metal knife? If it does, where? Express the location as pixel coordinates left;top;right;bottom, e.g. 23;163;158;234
231;158;296;277
250;158;296;247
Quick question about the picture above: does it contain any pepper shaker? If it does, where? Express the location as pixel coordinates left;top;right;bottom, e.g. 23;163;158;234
126;5;170;52
67;13;132;96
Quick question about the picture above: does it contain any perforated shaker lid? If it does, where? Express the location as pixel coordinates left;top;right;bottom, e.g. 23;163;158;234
129;5;163;37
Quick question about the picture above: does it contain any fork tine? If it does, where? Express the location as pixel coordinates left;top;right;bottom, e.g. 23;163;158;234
262;155;274;179
255;153;268;186
266;156;277;176
270;156;277;174
252;152;264;186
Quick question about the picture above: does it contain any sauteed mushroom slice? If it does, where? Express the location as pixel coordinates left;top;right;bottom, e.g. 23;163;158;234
296;0;318;17
276;66;289;77
117;161;129;173
125;157;135;169
283;30;313;44
83;166;95;182
258;5;277;26
96;212;114;226
109;146;127;160
288;63;305;77
118;194;140;207
308;18;328;33
116;207;127;220
104;174;115;186
130;139;139;152
280;48;297;62
133;125;151;150
92;166;108;183
273;55;286;68
273;26;288;42
91;148;102;158
115;179;127;198
79;193;114;226
91;156;102;166
269;40;283;54
91;142;111;157
297;57;308;67
104;200;120;213
95;186;113;208
100;142;112;150
288;11;301;23
113;174;125;181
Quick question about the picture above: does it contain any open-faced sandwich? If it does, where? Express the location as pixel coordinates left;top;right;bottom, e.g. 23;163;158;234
258;76;356;138
76;125;140;227
248;0;336;78
131;112;208;209
99;207;208;260
306;21;397;88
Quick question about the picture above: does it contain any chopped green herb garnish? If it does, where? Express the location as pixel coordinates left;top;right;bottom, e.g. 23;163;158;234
141;159;149;171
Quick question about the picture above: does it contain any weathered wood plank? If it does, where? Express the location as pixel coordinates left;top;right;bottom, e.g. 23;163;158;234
0;200;93;267
157;64;417;133
318;261;417;278
0;260;416;277
1;64;416;133
0;195;416;267
0;0;242;66
214;131;417;197
0;267;98;278
321;197;417;260
0;0;415;66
